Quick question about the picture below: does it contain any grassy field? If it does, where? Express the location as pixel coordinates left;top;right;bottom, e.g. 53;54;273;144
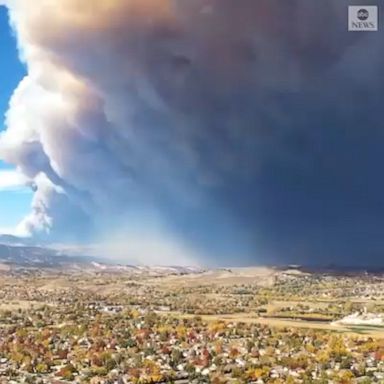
162;311;384;339
0;300;45;311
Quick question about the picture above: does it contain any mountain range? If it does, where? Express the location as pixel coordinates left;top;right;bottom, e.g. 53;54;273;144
0;235;203;275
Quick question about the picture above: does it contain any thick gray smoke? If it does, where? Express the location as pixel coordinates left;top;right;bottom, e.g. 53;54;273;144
1;0;384;266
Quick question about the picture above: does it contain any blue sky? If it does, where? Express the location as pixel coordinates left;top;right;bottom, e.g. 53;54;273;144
0;6;31;234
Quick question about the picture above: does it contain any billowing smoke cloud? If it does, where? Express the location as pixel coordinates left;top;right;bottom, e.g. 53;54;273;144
0;169;27;191
1;0;384;266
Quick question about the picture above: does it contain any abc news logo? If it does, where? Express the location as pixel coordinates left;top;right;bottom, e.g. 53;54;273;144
349;6;378;31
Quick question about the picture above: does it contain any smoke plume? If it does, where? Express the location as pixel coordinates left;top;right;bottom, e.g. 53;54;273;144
1;0;384;265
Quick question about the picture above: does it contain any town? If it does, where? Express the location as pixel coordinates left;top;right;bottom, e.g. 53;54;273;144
0;266;382;383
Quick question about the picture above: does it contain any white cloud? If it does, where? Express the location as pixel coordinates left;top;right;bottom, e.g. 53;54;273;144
0;170;28;191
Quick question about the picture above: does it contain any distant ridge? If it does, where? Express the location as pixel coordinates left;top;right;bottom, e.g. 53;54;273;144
0;241;204;275
1;237;381;276
0;234;36;246
0;243;95;268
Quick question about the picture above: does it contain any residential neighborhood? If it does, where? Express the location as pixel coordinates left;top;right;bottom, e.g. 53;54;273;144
0;267;382;383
